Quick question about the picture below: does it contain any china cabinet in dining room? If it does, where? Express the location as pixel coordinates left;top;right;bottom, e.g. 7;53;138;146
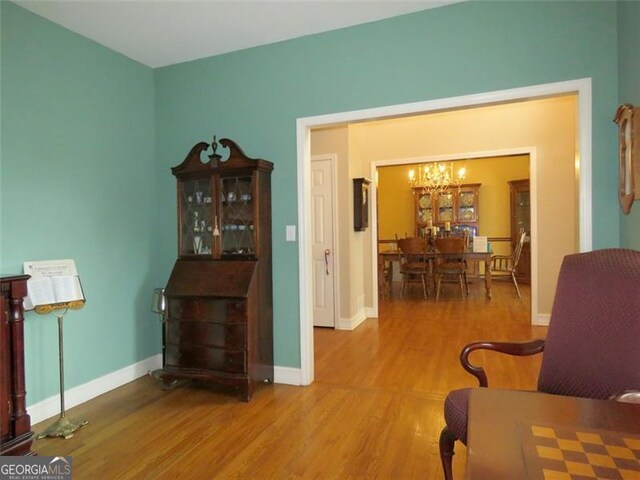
412;183;480;237
509;179;531;284
160;137;273;401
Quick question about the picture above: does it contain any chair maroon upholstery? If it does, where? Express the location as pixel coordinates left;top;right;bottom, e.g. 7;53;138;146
439;248;640;480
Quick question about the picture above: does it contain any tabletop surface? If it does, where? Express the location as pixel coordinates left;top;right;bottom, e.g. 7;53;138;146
466;388;640;479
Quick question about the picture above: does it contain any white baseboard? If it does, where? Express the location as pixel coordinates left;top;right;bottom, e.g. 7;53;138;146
365;307;377;318
534;313;551;326
28;354;162;425
274;366;303;385
337;308;366;331
28;356;304;424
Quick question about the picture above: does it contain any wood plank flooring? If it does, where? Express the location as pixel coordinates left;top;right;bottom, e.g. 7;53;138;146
33;282;546;479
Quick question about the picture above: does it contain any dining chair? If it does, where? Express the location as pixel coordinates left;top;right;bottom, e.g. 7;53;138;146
438;248;640;480
434;236;468;301
378;251;392;297
397;237;429;299
490;228;527;298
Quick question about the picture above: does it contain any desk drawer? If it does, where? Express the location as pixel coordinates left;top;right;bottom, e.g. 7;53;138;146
165;344;247;374
166;321;246;350
168;299;246;324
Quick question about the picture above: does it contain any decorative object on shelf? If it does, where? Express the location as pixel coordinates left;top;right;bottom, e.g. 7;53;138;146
23;259;88;440
353;177;371;231
158;135;274;401
193;211;200;231
613;104;640;214
193;235;203;254
408;162;467;195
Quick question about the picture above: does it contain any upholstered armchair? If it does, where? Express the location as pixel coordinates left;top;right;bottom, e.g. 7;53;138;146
439;248;640;480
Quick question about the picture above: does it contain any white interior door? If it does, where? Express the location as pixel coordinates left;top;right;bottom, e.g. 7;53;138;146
311;157;336;327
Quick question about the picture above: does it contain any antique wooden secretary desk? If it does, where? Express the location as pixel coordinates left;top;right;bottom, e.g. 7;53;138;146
160;137;273;401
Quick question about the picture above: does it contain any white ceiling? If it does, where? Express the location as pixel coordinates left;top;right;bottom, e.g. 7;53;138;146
16;1;460;68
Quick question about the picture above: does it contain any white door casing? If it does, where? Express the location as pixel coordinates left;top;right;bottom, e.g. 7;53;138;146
311;156;337;327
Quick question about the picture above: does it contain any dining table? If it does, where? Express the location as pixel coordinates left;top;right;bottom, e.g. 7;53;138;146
465;388;640;479
378;248;494;298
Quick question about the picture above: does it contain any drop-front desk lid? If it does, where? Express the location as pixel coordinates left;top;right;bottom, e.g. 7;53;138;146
165;259;257;298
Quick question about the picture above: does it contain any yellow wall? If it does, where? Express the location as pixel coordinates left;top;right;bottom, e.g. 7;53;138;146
378;155;529;256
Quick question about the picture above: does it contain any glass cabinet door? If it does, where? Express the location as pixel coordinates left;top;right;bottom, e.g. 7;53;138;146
457;188;478;223
514;189;530;234
220;175;255;256
416;192;433;225
179;177;214;256
437;192;454;223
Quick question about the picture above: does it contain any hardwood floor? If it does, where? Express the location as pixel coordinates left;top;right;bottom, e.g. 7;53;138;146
33;282;546;479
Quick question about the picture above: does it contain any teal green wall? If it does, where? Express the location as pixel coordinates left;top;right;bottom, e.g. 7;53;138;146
155;1;620;368
617;1;640;249
1;3;158;403
0;1;629;397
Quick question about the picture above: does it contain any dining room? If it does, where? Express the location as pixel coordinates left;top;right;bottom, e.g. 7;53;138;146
377;154;531;305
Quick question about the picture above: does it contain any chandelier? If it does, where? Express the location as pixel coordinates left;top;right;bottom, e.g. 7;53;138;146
408;162;466;195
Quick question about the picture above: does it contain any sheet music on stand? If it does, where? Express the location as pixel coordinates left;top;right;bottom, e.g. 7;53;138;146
22;259;88;438
23;259;85;312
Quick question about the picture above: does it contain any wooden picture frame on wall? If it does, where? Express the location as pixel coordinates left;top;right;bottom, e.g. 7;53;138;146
613;104;640;214
353;178;371;231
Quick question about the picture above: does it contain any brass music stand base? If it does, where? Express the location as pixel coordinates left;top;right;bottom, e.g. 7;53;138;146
37;415;88;440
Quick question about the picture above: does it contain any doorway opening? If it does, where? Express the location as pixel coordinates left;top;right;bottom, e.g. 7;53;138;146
375;153;532;306
372;150;535;318
299;79;591;385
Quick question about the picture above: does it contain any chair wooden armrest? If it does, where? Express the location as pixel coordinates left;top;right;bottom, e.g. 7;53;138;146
459;339;546;387
611;390;640;404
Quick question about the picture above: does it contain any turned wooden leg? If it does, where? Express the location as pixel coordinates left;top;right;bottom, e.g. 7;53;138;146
439;426;457;480
511;272;522;299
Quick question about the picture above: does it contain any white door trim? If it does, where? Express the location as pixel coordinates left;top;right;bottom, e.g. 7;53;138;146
296;78;592;385
311;154;340;329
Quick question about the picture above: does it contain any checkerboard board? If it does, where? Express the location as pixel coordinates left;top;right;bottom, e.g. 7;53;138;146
520;423;640;479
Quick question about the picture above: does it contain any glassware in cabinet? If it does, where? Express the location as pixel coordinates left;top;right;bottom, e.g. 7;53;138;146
220;175;255;257
179;177;214;256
